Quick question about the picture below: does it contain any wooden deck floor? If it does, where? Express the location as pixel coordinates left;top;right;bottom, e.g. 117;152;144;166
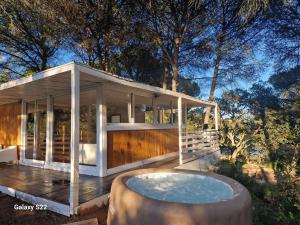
0;157;179;205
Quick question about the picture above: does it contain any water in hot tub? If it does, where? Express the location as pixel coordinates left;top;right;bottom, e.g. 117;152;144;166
126;173;234;204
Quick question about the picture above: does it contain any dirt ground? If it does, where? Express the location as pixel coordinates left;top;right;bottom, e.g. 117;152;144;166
0;194;108;225
242;163;277;184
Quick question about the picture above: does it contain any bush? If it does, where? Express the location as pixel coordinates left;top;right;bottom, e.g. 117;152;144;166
216;160;300;225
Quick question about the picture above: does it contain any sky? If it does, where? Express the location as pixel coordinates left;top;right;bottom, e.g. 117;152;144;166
201;49;277;99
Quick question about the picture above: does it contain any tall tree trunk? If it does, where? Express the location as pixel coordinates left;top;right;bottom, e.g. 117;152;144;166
261;108;272;152
204;48;222;128
41;55;48;71
172;64;178;91
172;44;179;92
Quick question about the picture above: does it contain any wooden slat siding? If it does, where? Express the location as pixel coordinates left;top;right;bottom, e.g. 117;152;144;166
53;134;71;163
0;103;21;153
107;128;179;168
26;134;71;162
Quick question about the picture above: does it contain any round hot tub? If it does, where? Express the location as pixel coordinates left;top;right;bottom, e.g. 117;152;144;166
107;169;251;225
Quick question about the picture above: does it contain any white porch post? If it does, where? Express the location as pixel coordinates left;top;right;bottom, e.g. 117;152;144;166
130;93;135;124
96;84;107;177
33;100;38;159
214;104;219;130
70;66;80;215
45;95;54;165
20;100;27;162
184;103;188;150
178;97;183;165
127;92;135;124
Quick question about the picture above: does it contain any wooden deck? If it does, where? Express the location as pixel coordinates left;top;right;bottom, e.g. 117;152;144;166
0;156;179;208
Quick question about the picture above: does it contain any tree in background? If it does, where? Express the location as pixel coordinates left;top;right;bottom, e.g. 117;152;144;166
0;0;63;76
266;1;300;70
238;0;300;70
202;0;264;128
52;0;124;72
219;65;299;173
132;0;212;91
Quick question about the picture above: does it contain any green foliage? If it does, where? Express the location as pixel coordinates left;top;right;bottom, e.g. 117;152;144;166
269;65;300;92
218;65;300;225
216;160;300;225
0;72;9;83
0;0;63;75
220;119;251;160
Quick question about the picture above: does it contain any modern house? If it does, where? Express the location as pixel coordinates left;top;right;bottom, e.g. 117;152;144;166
0;62;219;216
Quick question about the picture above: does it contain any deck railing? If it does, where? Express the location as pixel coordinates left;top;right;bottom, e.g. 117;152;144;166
181;129;219;163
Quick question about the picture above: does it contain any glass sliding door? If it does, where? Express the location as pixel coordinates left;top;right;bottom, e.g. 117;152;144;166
80;90;96;166
25;100;47;161
52;91;98;166
25;102;35;159
52;95;71;163
35;100;47;161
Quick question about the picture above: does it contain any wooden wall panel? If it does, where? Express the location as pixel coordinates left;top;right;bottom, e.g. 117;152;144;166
107;129;178;168
0;102;21;147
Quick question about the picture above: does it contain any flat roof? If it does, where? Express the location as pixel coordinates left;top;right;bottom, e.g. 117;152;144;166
0;62;216;107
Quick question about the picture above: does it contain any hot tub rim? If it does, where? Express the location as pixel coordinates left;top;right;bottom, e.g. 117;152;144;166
112;168;251;207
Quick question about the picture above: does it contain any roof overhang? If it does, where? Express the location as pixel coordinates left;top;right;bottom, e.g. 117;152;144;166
0;62;216;107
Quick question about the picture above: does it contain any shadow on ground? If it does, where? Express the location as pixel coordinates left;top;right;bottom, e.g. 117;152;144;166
0;194;108;225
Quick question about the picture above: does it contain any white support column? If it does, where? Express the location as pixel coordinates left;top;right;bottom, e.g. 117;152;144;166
20;101;27;162
178;97;183;165
45;95;54;165
184;103;188;150
130;93;135;124
127;92;135;124
96;84;107;177
33;101;38;160
127;99;131;124
70;66;80;215
214;104;219;130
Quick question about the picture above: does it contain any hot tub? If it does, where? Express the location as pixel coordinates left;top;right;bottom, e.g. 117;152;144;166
107;169;251;225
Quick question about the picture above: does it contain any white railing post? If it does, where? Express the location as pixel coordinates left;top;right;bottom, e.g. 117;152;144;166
178;97;183;165
70;65;80;215
214;103;219;130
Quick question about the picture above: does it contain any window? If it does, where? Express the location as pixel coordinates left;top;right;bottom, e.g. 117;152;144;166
35;100;47;161
134;95;154;124
134;95;176;125
79;90;96;166
106;91;130;123
52;95;71;163
25;100;47;161
25;102;35;159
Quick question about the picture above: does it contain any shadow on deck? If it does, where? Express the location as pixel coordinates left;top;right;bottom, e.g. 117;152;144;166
0;157;179;216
